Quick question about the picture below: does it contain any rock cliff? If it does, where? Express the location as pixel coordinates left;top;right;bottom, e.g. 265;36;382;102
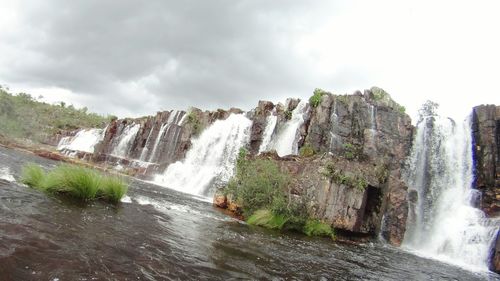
471;105;500;272
217;88;413;245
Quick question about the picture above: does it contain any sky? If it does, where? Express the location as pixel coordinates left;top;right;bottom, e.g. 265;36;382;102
0;0;499;122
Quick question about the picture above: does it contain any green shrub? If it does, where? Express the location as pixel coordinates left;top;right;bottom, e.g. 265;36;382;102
229;158;289;215
20;163;128;204
0;88;110;143
299;144;315;157
284;110;292;120
225;153;336;238
304;219;334;237
20;164;45;189
309;88;327;108
186;110;203;135
371;87;389;101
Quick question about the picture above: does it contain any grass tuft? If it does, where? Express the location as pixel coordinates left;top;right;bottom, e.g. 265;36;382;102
20;163;128;204
99;176;128;203
20;163;45;189
247;209;288;229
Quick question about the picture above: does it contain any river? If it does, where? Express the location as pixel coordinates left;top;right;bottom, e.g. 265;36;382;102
0;146;498;280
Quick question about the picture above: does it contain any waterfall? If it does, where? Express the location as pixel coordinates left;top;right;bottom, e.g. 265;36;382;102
403;113;498;271
369;104;377;131
139;125;156;161
329;99;341;152
153;114;252;197
258;112;278;154
57;128;104;153
147;111;185;163
111;123;140;158
268;100;309;156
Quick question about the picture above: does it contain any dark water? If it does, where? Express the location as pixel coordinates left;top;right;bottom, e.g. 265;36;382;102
1;147;499;281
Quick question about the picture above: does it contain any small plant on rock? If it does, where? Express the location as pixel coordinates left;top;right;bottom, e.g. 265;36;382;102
309;88;327;108
299;144;315;157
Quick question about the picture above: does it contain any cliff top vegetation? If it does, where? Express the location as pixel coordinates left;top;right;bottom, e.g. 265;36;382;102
0;86;113;143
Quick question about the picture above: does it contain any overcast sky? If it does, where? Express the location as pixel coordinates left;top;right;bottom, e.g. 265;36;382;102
0;0;498;122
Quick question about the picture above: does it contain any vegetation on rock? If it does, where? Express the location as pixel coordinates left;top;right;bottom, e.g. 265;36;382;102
21;163;128;204
186;109;203;136
0;87;111;142
322;162;368;191
299;143;315;157
225;149;334;238
309;88;327;108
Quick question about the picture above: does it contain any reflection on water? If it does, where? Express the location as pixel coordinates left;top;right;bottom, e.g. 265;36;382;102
0;146;498;280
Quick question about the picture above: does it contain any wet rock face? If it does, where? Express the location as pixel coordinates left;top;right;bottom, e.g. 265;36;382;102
472;105;500;217
302;91;413;245
472;105;500;273
91;108;243;177
248;101;275;154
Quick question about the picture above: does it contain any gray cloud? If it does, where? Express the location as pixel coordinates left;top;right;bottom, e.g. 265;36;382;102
0;0;350;116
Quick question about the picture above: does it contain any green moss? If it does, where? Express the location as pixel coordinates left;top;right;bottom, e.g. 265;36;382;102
304;219;334;237
299;144;315;157
20;163;128;204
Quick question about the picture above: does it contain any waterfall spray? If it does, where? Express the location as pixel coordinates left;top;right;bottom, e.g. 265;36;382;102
403;111;498;271
154;114;252;197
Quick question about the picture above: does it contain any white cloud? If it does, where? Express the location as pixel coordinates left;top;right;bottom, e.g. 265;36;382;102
0;0;498;122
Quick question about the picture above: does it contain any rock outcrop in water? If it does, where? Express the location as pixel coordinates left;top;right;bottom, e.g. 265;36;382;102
216;89;413;245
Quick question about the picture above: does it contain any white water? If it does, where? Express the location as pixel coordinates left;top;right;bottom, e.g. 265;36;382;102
258;112;278;154
154;114;252;197
148;111;185;163
111;123;140;158
329;99;341;152
403;114;498;271
0;167;15;182
139;125;156;161
268;100;309;156
369;104;377;131
57;128;104;153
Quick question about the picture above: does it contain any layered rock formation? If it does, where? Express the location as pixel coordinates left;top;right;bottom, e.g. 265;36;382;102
471;105;500;272
217;88;413;245
472;105;500;217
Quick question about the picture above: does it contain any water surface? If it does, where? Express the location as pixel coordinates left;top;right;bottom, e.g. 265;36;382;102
0;146;498;280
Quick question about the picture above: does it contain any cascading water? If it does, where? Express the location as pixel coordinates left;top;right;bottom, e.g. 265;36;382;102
111;123;140;158
268;100;309;156
258;112;278;154
57;128;104;153
153;114;252;197
329;99;341;152
139;125;156;161
403;110;499;271
148;111;185;163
